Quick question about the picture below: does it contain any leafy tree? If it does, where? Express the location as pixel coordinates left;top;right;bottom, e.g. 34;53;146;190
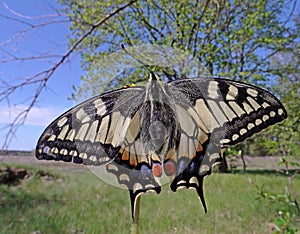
254;14;300;231
252;11;299;159
59;0;298;172
60;0;297;84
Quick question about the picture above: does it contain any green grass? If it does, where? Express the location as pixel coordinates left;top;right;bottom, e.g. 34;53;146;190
0;164;299;234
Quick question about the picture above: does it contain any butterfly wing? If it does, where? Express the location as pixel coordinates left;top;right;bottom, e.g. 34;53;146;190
36;86;161;219
36;76;287;217
167;78;287;210
36;87;144;164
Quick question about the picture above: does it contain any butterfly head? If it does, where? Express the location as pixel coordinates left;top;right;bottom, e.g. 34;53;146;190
149;71;161;81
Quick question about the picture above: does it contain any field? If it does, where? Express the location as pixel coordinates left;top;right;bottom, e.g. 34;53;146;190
1;154;299;234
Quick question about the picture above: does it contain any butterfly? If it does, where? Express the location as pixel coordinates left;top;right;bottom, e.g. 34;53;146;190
36;72;287;220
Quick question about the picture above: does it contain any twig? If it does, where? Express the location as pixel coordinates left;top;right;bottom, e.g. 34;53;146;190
0;0;138;149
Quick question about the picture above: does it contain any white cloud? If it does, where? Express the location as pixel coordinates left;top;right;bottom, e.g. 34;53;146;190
0;104;67;126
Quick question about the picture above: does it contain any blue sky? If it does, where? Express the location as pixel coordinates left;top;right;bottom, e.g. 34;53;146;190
0;1;83;150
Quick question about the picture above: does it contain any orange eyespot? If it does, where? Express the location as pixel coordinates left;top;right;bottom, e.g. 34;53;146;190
152;163;162;177
164;160;176;176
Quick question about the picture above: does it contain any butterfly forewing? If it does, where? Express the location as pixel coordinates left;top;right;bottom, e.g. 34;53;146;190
36;87;145;165
169;78;287;146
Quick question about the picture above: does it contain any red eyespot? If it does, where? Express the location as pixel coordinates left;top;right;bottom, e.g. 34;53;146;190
164;160;176;176
152;163;162;177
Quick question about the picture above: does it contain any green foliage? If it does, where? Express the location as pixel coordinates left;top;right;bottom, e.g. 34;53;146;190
58;0;299;157
251;54;300;158
257;184;299;233
59;0;297;92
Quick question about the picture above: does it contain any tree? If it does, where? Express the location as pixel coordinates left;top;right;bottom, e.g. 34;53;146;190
59;0;298;171
61;0;296;80
250;11;299;159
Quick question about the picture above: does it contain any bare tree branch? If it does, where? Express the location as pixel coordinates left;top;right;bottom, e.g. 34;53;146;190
0;0;137;149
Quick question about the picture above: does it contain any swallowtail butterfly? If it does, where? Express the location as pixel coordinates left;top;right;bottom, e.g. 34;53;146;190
36;72;287;220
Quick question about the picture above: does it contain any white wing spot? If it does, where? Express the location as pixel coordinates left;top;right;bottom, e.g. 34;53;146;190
133;183;143;193
97;115;110;143
98;157;110;163
48;134;56;142
220;138;230;144
229;101;245;116
209;153;220;162
278;109;284;115
208;81;220;99
247;123;255;130
242;102;254;114
89;155;97;162
195;99;220;131
246;88;258;97
226;85;239;100
219;101;236;121
262;102;270;108
189;177;199;186
207;100;228;125
69;150;78;157
76;108;90;123
93;99;106;115
270;111;276;117
199;165;210;174
60;149;68;155
79;153;88;159
106;112;121;145
232;134;239;141
255;119;262;125
112;115;131;146
57;117;68;127
85;120;99;142
187;107;209;133
107;163;118;171
177;180;186;185
263;115;270;122
82;116;91;123
239;128;247;135
51;147;59;154
120;174;130;182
